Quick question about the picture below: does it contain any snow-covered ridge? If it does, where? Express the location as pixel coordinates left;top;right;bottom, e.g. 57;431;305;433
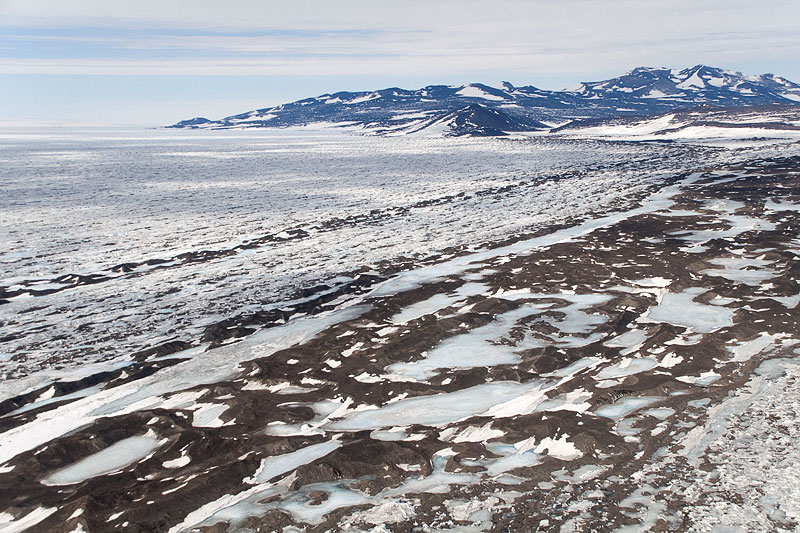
169;65;800;137
551;104;800;145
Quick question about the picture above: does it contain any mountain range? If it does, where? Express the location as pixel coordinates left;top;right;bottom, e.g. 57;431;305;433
168;65;800;136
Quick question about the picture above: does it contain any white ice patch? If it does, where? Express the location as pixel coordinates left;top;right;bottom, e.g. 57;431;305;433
536;388;593;413
456;86;506;101
659;352;684;368
676;371;721;386
677;71;707;89
191;403;231;428
156;389;208;410
386;303;547;380
640;288;734;333
543;356;605;379
390;282;489;324
595;357;658;380
701;256;777;286
0;507;57;533
370;427;409;441
484;358;604;418
326;380;545;431
765;198;800;213
595;397;662;419
162;452;191;469
481;448;542;477
35;387;55;401
5;384;105;417
353;372;383;383
445;497;497;524
246;439;342;484
728;333;779;363
265;382;317;394
642;407;675;420
441;422;505;443
631;277;672;288
769;294;800;309
42;435;161;486
341;342;363;357
533;435;582;460
346;93;380;104
555;464;609;483
500;292;612;336
340;498;417;526
672;200;776;244
603;329;647;355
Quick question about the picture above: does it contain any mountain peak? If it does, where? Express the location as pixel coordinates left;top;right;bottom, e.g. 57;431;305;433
625;66;667;75
686;63;715;72
408;102;548;137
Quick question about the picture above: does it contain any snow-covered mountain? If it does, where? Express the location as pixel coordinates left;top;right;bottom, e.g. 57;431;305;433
169;65;800;136
572;65;800;107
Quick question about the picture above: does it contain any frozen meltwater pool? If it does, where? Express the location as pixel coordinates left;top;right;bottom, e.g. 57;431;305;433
642;288;734;333
595;357;659;380
386;303;548;380
595;397;663;419
701;256;777;286
325;380;546;431
41;435;162;486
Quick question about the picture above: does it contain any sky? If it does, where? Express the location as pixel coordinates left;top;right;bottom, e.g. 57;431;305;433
2;0;800;125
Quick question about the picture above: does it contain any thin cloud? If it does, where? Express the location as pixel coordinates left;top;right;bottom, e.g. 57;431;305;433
0;27;797;78
2;0;799;123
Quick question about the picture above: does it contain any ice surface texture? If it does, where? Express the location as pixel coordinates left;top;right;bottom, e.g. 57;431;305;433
1;127;681;393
